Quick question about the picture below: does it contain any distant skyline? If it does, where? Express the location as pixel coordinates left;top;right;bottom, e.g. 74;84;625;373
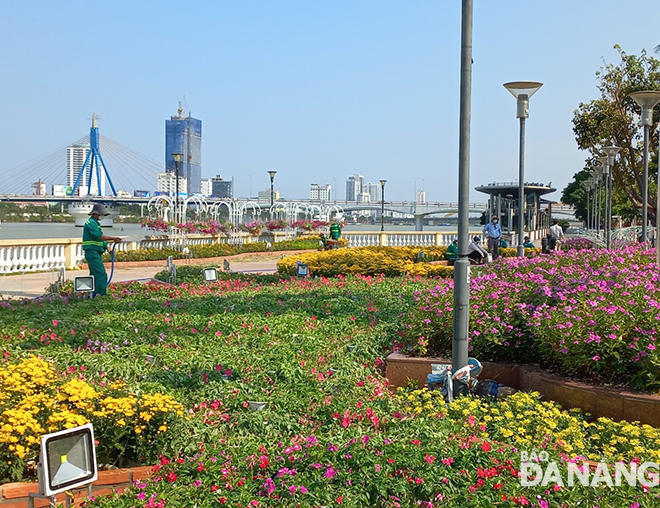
2;1;659;202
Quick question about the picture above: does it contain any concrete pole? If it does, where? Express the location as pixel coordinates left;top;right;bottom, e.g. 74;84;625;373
516;116;526;257
642;124;650;243
452;0;473;396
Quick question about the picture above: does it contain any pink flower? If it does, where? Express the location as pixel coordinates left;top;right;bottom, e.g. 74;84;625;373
592;355;600;361
325;466;337;478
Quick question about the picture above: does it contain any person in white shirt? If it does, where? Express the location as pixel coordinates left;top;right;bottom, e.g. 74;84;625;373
549;219;564;250
467;236;489;264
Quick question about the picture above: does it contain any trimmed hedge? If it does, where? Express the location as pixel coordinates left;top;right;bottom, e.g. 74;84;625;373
103;238;320;263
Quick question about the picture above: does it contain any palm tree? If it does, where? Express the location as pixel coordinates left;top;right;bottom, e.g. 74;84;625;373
656;44;660;54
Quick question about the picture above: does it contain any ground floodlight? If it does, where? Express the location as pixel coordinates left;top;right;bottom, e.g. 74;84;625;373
74;276;95;293
202;267;218;282
295;261;309;277
38;423;97;496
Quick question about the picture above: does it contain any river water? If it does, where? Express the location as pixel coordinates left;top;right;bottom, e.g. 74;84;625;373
0;222;482;241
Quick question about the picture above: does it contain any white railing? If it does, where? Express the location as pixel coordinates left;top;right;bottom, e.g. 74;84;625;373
0;228;549;274
343;231;458;248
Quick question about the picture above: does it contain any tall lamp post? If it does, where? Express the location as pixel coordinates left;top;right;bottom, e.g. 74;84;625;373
267;170;277;219
503;81;543;257
452;0;473;398
629;91;660;246
379;179;387;231
603;146;621;249
172;153;183;224
596;156;609;245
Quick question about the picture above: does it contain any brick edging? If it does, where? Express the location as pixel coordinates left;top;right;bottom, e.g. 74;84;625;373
385;353;660;426
0;466;154;508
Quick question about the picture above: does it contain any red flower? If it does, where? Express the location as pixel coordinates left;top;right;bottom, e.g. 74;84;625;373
167;471;177;483
480;441;492;452
424;454;436;464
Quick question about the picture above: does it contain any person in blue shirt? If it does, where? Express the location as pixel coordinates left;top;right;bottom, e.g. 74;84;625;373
483;215;502;260
523;236;535;249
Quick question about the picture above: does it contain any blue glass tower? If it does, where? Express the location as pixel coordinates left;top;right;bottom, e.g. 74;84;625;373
166;104;202;195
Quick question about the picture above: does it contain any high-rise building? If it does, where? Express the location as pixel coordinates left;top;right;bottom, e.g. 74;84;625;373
363;182;380;202
310;183;332;201
200;178;213;196
157;172;187;197
166;104;202;196
345;174;364;201
67;142;104;195
211;175;233;198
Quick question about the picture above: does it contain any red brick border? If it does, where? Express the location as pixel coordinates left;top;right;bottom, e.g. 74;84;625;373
385;353;660;426
0;466;154;508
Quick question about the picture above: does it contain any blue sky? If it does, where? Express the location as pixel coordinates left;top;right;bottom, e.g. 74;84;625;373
2;1;659;202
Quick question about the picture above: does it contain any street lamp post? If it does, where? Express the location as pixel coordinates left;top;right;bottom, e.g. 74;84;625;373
452;0;473;398
597;156;609;246
379;180;387;231
629;91;660;246
603;146;621;249
267;170;277;219
585;180;591;230
172;153;183;224
505;194;513;233
503;81;543;257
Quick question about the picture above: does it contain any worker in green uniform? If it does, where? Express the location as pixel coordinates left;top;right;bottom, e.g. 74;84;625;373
82;204;122;296
445;238;458;265
329;218;342;241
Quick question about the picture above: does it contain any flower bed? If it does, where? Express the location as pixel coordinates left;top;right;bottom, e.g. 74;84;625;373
0;357;185;482
2;270;660;505
403;245;660;391
277;246;455;277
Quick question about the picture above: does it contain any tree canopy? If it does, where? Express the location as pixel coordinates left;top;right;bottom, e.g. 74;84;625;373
565;46;660;225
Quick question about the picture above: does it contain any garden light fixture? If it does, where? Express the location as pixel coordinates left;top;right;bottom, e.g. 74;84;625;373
74;276;95;293
503;81;543;257
628;91;660;244
35;424;97;498
202;267;218;282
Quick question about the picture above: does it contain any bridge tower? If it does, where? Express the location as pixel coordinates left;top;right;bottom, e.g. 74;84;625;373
68;114;120;226
70;114;118;197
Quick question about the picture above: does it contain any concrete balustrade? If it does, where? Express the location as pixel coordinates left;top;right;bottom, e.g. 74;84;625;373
0;228;548;275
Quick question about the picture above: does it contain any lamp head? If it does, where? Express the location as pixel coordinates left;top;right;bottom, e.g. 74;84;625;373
602;145;621;166
379;179;387;187
503;81;543;118
628;90;660;126
268;170;277;180
172;153;182;164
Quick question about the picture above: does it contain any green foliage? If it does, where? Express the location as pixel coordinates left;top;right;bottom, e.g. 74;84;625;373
569;45;660;224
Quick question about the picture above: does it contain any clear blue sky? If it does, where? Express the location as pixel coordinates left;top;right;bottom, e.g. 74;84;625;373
2;1;659;202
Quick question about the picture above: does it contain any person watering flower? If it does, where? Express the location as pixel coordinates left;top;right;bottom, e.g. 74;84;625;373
82;204;122;296
329;218;342;241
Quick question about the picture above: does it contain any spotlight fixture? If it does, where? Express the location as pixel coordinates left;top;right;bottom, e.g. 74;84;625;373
74;276;95;293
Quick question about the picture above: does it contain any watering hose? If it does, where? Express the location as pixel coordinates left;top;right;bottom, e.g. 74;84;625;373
107;242;117;286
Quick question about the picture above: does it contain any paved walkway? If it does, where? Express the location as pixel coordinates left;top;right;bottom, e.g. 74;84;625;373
0;255;282;300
